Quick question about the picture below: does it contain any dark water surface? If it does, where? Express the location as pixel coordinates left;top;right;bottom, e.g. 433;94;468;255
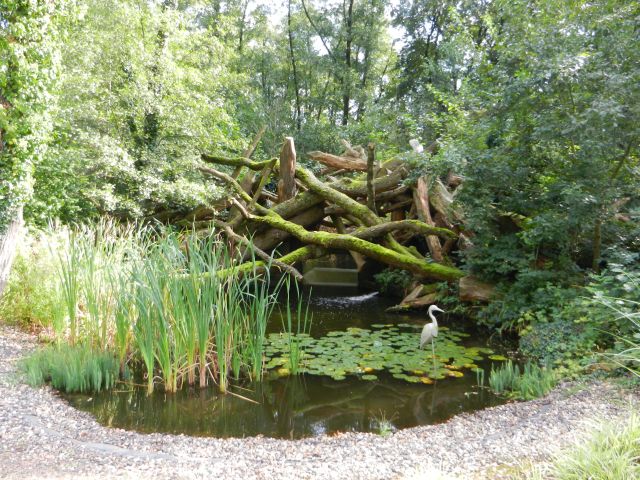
65;287;510;439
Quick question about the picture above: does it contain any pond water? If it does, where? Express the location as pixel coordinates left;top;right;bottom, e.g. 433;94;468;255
64;287;510;439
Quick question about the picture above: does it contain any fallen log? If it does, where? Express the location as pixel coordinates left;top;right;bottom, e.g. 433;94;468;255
252;206;326;251
413;177;444;263
201;166;463;281
278;137;297;202
214;220;303;280
307;151;368;171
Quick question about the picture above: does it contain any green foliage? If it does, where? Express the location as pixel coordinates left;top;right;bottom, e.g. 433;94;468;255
593;270;640;377
478;265;640;370
455;0;640;283
374;268;413;297
3;223;302;394
27;0;247;223
21;343;119;393
0;0;61;231
489;360;556;400
0;232;63;328
519;320;599;372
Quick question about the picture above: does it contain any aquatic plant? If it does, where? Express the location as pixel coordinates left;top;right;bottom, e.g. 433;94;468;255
475;367;485;389
241;253;283;381
54;228;82;344
265;324;495;383
372;410;396;437
22;344;119;393
489;360;556;400
280;278;312;374
10;223;304;394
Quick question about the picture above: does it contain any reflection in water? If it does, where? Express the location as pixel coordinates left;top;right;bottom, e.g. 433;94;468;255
66;372;502;439
64;287;509;439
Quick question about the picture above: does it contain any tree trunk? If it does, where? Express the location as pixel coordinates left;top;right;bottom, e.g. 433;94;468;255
278;137;297;202
287;0;302;131
342;0;354;126
0;207;23;296
413;177;444;263
307;151;367;171
366;143;376;212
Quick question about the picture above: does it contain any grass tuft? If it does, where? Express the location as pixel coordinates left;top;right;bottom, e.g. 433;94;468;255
489;360;556;400
21;344;119;393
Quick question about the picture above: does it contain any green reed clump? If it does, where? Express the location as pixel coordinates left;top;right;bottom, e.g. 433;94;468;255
489;360;556;400
281;278;312;374
10;222;301;395
120;228;293;394
240;252;280;381
22;344;119;393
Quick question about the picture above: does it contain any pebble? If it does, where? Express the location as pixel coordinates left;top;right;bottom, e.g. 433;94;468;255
0;325;637;480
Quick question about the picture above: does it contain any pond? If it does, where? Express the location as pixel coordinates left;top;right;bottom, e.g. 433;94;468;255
64;287;511;439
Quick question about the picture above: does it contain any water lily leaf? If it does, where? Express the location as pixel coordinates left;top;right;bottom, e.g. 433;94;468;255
489;355;508;361
264;324;500;384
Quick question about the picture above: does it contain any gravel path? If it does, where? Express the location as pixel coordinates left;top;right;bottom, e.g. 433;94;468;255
0;325;637;480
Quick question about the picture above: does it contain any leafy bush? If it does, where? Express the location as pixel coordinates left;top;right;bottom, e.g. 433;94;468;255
0;232;64;328
21;344;119;393
489;360;556;400
478;265;640;371
519;320;600;369
374;268;413;297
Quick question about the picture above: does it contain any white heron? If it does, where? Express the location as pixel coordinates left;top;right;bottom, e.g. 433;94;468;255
420;305;445;374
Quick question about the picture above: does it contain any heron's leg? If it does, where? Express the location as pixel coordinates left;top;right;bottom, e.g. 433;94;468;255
431;339;437;377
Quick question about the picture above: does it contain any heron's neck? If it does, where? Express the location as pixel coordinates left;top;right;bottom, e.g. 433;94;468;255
429;312;438;325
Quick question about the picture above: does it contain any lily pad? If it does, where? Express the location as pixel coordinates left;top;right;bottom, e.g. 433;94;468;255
489;354;508;361
264;324;498;384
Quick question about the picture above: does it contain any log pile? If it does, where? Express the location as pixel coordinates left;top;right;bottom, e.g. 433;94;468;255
187;136;490;309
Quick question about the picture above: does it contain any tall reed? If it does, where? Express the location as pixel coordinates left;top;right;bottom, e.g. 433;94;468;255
54;228;81;344
18;222;300;394
281;278;312;374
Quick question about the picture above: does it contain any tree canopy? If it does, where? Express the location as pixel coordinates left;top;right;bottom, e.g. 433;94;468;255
1;0;637;287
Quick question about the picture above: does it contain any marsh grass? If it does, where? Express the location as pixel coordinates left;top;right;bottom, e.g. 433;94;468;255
7;222;299;394
281;278;312;374
22;344;119;393
489;360;556;400
371;409;396;437
475;367;485;389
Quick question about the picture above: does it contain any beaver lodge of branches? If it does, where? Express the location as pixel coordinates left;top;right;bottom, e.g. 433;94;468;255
175;134;494;311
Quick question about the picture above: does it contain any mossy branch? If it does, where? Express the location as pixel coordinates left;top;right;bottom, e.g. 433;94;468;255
248;213;463;281
201;165;463;281
201;154;277;171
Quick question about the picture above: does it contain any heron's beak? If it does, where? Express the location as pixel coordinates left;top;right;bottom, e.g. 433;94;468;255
434;307;445;313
